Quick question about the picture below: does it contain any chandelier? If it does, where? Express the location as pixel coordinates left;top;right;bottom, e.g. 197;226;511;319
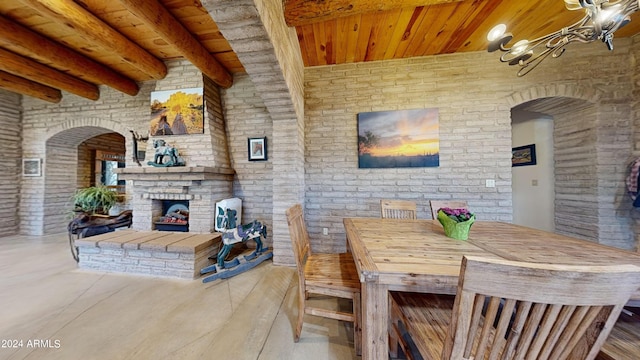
487;0;639;76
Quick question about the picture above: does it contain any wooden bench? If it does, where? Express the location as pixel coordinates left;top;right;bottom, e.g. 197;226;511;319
597;307;640;360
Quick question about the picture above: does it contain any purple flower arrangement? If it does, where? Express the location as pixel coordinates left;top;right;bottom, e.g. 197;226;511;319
438;207;474;223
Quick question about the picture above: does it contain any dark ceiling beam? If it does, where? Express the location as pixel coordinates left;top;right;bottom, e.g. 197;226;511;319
0;47;99;100
0;14;139;96
284;0;464;26
117;0;233;89
20;0;167;80
0;70;61;103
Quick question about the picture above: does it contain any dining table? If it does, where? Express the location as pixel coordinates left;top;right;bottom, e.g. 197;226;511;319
343;218;640;360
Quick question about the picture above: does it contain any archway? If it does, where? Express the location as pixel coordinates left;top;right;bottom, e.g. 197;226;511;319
42;121;127;234
508;86;635;249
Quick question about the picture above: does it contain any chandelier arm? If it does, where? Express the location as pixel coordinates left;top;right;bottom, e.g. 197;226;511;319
488;0;639;76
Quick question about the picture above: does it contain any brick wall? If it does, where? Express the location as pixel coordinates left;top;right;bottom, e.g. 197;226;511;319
0;89;21;236
18;60;231;235
304;40;638;252
206;0;305;265
222;74;273;237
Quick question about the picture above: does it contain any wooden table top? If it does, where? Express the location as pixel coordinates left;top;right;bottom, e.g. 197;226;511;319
344;218;640;299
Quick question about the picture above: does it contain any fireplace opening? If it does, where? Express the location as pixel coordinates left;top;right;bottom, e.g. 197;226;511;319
155;200;189;232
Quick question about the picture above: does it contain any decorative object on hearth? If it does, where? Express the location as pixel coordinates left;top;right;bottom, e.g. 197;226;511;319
437;207;475;240
129;130;148;166
72;185;120;215
201;205;272;283
67;185;131;262
487;0;639;76
147;139;185;167
67;210;133;262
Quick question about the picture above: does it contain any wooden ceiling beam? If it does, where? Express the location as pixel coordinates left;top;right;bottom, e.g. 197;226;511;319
284;0;464;27
0;15;139;96
117;0;233;89
0;70;61;103
20;0;167;80
0;47;99;100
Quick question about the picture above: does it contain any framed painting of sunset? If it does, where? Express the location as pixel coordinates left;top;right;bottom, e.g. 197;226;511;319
357;108;439;168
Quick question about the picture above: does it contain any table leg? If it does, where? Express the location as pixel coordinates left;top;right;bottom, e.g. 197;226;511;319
362;281;389;360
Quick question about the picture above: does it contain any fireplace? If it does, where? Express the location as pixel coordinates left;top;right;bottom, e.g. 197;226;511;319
155;200;189;232
116;166;235;233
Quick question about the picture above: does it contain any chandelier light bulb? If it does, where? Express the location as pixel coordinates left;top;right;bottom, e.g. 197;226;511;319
564;0;586;11
511;40;530;55
487;24;507;41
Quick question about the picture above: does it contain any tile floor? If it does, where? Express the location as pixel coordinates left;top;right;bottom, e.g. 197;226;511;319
0;233;359;360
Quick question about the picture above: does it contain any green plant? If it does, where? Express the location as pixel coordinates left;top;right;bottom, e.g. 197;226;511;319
72;186;119;215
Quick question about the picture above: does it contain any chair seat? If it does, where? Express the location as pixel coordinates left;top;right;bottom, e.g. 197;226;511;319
391;292;455;359
305;252;361;292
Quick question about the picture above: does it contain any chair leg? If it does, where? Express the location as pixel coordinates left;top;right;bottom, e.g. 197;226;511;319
295;285;305;342
389;296;399;358
354;292;362;356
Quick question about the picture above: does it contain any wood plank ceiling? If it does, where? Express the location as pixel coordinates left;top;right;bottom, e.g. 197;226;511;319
0;0;639;103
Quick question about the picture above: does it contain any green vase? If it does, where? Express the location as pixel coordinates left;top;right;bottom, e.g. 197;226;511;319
437;210;475;240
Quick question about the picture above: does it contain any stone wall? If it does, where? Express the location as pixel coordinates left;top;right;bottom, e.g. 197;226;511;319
0;89;21;236
304;40;638;252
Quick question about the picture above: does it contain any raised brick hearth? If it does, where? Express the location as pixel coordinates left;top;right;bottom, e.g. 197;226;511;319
76;229;222;279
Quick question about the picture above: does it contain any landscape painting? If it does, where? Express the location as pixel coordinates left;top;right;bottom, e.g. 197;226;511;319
150;88;204;136
358;108;439;168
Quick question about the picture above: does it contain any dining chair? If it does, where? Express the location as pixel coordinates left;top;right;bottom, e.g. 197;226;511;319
389;255;640;360
285;204;361;354
380;199;417;219
429;199;468;219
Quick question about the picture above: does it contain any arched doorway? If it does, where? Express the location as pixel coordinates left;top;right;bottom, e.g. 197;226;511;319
510;94;635;249
43;127;126;234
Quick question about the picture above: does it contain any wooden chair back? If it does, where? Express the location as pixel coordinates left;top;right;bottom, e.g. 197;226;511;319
285;204;362;354
429;200;468;219
443;256;640;360
285;204;311;286
380;199;417;219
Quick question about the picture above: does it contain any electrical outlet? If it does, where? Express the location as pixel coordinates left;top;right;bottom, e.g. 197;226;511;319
532;179;538;186
323;227;329;235
486;179;496;188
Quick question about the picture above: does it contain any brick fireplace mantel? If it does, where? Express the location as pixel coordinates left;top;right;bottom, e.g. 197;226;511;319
116;166;235;233
116;166;235;181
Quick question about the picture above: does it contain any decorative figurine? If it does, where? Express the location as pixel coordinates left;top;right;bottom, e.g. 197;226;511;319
147;139;185;167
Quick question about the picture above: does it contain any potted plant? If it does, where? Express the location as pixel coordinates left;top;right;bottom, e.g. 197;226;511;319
436;207;475;240
72;185;120;215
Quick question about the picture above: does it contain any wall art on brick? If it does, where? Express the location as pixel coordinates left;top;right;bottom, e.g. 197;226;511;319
357;108;439;168
150;88;204;136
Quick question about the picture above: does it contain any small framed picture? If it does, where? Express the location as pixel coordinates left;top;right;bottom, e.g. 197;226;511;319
512;144;537;167
248;137;267;161
23;158;42;176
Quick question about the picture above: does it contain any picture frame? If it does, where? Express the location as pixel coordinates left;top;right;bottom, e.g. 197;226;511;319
23;158;42;176
149;88;204;136
248;137;267;161
512;144;537;167
357;108;439;168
